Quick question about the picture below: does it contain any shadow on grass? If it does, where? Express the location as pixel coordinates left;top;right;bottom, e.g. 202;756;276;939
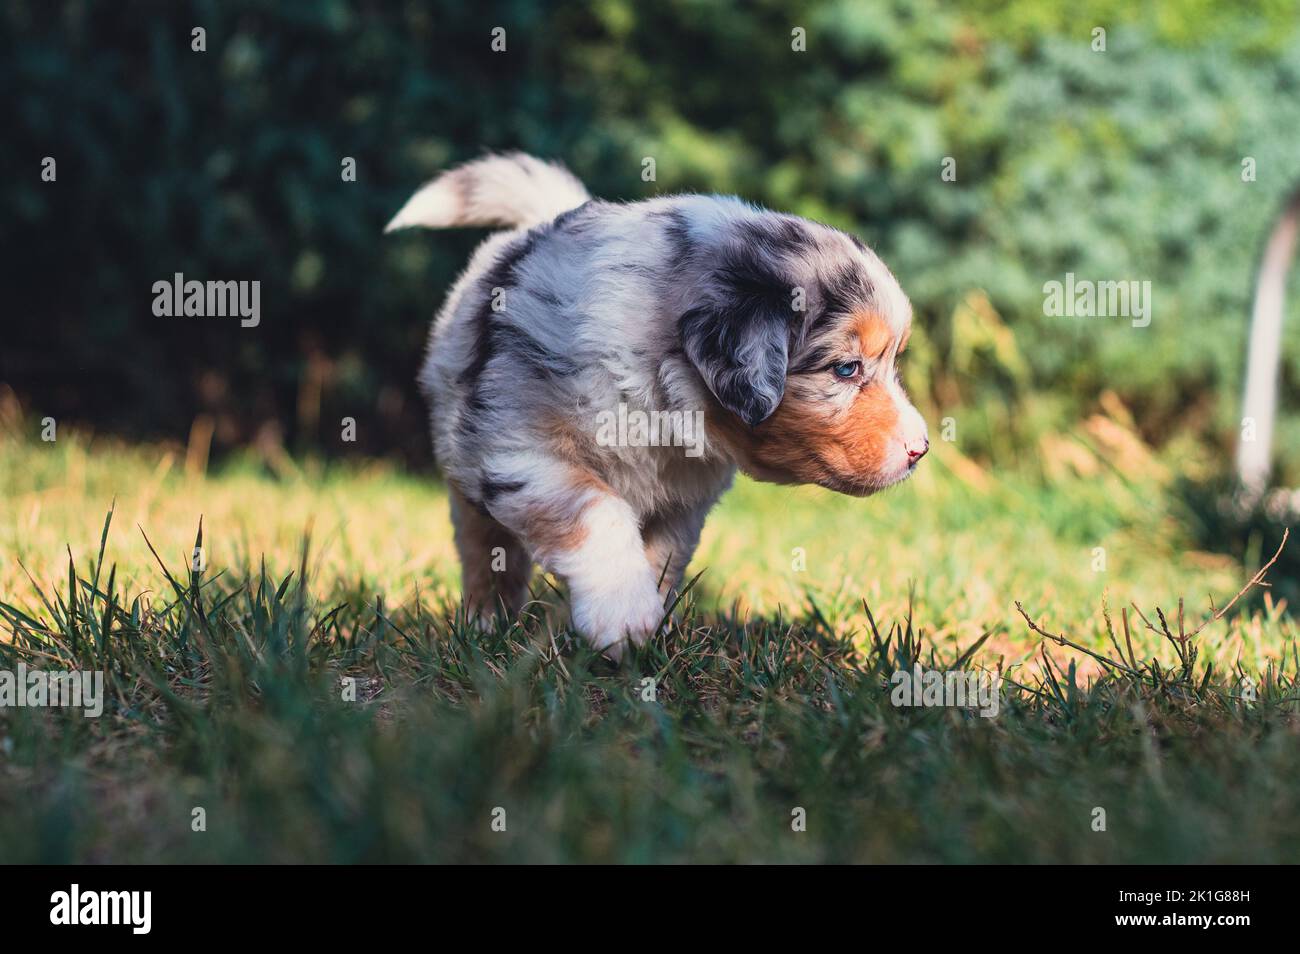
0;507;1297;863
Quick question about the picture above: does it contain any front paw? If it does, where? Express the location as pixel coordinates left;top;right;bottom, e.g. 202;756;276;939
571;576;666;659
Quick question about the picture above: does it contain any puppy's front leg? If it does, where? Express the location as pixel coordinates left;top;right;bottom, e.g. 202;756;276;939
487;462;665;658
554;497;667;658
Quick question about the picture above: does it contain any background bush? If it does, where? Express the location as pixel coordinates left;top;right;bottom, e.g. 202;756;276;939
3;0;1299;476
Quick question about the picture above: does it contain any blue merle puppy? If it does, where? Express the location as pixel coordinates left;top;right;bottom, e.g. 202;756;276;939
387;153;928;658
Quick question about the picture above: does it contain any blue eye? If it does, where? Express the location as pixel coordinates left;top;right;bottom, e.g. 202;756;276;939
832;360;862;379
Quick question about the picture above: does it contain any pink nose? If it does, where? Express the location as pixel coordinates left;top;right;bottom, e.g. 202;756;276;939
907;439;929;463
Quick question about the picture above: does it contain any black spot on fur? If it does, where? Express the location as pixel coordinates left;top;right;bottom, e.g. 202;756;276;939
659;209;695;274
459;229;544;395
455;227;575;440
790;343;838;375
736;216;815;261
815;262;874;327
714;249;793;314
551;200;595;232
492;324;579;378
614;261;655;277
481;476;526;504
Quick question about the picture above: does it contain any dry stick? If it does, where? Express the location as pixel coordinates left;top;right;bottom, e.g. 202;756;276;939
1129;601;1161;638
1019;530;1290;677
1185;528;1289;640
1101;600;1130;670
1122;606;1137;670
1155;607;1185;665
1014;601;1141;676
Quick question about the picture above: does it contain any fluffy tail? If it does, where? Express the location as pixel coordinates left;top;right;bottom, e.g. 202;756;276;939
384;152;590;233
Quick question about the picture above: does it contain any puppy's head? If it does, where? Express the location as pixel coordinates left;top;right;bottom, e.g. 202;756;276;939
679;213;927;496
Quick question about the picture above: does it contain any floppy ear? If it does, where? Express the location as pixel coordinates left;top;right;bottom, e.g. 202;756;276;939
679;273;791;428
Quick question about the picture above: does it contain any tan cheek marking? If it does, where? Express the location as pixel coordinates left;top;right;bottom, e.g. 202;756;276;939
746;390;837;484
747;380;899;486
820;385;899;475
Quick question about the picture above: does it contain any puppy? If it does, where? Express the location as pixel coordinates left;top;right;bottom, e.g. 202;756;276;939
387;153;928;657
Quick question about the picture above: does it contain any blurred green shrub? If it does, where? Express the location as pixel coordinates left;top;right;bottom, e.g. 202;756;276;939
2;0;1298;475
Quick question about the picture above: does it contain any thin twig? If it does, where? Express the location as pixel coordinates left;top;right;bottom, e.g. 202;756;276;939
1186;528;1289;639
1122;606;1137;670
1014;602;1140;676
1017;530;1289;678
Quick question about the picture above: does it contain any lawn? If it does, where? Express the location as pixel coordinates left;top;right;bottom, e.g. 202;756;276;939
1;418;1297;863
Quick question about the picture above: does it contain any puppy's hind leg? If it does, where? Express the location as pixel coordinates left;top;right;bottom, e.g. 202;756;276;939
448;484;533;623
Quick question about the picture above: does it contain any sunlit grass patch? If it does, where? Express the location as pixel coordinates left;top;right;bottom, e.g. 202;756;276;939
1;429;1297;862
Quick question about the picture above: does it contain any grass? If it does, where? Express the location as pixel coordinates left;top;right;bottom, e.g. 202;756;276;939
1;421;1298;863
